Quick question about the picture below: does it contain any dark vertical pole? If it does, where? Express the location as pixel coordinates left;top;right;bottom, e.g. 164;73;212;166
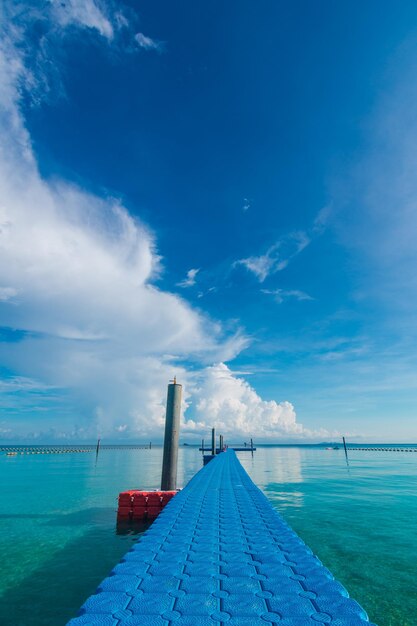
201;438;204;455
161;380;182;491
95;437;101;467
219;434;224;451
149;441;152;450
211;428;216;456
342;436;349;465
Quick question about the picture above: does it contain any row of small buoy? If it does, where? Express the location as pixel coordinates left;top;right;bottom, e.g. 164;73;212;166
349;448;417;452
90;445;151;450
4;449;91;456
1;445;151;456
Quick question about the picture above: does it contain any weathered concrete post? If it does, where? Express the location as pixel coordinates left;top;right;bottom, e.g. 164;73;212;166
211;427;216;456
219;434;224;451
161;379;182;491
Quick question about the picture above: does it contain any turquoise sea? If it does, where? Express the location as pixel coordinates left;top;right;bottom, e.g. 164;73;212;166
0;445;416;626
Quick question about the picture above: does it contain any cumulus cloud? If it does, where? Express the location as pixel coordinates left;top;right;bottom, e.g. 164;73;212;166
182;363;333;440
0;1;247;440
177;268;200;288
0;180;219;350
0;1;330;444
182;363;341;443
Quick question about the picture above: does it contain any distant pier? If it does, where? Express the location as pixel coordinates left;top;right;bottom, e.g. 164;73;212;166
199;446;257;453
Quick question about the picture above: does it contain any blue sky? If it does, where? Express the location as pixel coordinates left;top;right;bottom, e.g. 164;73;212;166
1;1;417;442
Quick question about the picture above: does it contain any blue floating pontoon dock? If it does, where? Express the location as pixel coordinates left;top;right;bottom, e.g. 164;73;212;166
68;450;376;625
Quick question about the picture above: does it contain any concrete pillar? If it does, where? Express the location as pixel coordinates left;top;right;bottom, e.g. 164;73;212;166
211;428;216;456
161;381;182;491
219;435;224;451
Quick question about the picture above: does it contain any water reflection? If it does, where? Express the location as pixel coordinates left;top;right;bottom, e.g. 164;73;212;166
115;519;150;536
2;445;417;626
237;447;304;485
237;447;305;509
269;489;305;509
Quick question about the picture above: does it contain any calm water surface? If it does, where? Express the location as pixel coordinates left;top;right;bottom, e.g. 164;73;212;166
0;445;416;625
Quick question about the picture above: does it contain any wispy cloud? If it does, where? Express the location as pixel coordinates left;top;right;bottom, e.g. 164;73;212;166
0;376;55;392
261;289;313;304
135;32;164;52
242;197;251;212
51;0;115;39
318;346;368;362
236;231;310;282
235;206;330;283
336;45;417;310
0;287;18;302
177;268;200;288
312;205;331;234
1;1;164;111
197;286;216;299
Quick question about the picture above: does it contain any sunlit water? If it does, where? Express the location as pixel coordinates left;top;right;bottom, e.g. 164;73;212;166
0;445;416;626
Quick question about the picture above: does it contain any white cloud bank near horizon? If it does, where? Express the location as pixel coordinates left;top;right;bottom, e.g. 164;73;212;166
0;1;331;442
188;363;301;437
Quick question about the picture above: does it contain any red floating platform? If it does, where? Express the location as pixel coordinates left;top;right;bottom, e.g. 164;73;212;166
117;490;177;521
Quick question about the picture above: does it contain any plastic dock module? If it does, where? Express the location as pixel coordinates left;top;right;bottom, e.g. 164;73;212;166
118;491;177;521
68;450;377;626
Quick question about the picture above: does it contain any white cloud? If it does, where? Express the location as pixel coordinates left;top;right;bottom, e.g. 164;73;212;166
242;198;251;212
197;286;216;299
185;363;302;436
177;268;200;288
0;287;18;302
236;231;310;282
51;0;114;39
0;376;54;392
313;205;332;234
183;363;331;440
235;206;331;283
261;289;313;304
237;248;278;282
0;2;336;444
135;32;163;52
0;2;247;440
0;0;138;112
